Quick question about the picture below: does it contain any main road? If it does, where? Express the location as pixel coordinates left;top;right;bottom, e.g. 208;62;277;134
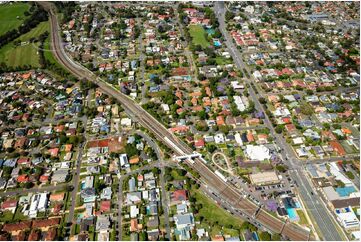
40;2;311;240
215;2;343;240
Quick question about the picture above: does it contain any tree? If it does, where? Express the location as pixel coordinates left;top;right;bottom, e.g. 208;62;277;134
219;125;231;135
276;165;288;173
66;185;74;192
197;110;207;120
323;123;330;130
271;234;281;241
345;171;355;180
259;97;267;104
299;103;314;116
275;125;283;134
206;144;217;153
259;231;271;241
225;11;235;21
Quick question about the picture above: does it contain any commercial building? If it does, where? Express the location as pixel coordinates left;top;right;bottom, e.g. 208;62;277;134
250;171;280;185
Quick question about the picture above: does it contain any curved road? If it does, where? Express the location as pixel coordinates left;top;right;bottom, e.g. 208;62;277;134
39;2;311;240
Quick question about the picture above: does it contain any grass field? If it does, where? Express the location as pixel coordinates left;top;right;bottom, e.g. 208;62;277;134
189;24;210;48
193;188;243;232
0;3;30;36
43;36;58;64
296;210;308;225
0;21;49;68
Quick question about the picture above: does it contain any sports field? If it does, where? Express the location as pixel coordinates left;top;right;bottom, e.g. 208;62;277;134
0;3;30;36
0;21;49;68
189;24;210;48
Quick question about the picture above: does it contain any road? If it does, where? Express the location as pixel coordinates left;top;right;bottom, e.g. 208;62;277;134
41;2;312;240
135;130;171;239
67;115;88;224
117;176;123;240
215;2;343;240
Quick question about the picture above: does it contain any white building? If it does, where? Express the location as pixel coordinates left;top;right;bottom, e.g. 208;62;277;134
119;154;129;168
234;133;243;146
29;193;48;218
121;118;132;127
130;205;139;218
245;145;271;161
336;209;359;229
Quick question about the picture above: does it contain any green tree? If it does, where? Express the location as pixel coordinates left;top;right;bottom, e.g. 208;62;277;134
259;231;271;241
275;125;283;134
206;144;217;153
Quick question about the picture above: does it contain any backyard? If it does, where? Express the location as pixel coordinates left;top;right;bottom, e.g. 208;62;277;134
189;24;210;49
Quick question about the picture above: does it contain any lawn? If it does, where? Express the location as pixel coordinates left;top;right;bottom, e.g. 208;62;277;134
340;140;357;154
192;188;243;231
0;21;49;68
296;210;308;225
0;210;14;223
189;24;210;48
0;3;30;36
43;35;61;66
215;56;233;65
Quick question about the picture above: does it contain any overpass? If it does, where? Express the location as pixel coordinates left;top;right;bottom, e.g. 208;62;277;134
40;2;312;240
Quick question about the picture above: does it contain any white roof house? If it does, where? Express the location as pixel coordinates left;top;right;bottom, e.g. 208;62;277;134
336;210;359;229
130;205;139;218
121;118;132;127
245;145;270;161
233;96;249;112
235;133;243;146
329;162;353;187
29;193;48;218
119;154;129;168
214;133;225;144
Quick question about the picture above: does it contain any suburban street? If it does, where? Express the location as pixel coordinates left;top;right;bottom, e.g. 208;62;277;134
214;2;344;240
37;1;341;240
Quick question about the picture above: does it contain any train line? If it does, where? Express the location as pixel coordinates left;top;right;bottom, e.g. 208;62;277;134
41;2;312;240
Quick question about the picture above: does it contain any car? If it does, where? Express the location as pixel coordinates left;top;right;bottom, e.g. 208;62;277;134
310;192;314;195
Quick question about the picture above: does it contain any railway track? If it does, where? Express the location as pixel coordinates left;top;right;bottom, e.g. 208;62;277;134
41;2;312;240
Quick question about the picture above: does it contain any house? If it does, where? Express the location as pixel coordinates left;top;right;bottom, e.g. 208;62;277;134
81;188;96;203
130;219;142;232
214;133;225;144
96;215;111;232
174;213;195;240
126;192;142;205
17;174;29;183
194;138;205;149
99;200;111;213
119;154;129;168
28;230;40;241
2;221;31;233
129;157;140;165
170;191;187;205
329;141;346;156
100;187;112;200
1;199;17;213
32;217;60;229
52;169;69;183
29;193;48;218
130;205;139;218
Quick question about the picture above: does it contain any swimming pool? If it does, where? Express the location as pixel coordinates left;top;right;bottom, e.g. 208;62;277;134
287;208;299;221
206;28;215;35
214;40;221;47
336;186;356;197
252;232;259;241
